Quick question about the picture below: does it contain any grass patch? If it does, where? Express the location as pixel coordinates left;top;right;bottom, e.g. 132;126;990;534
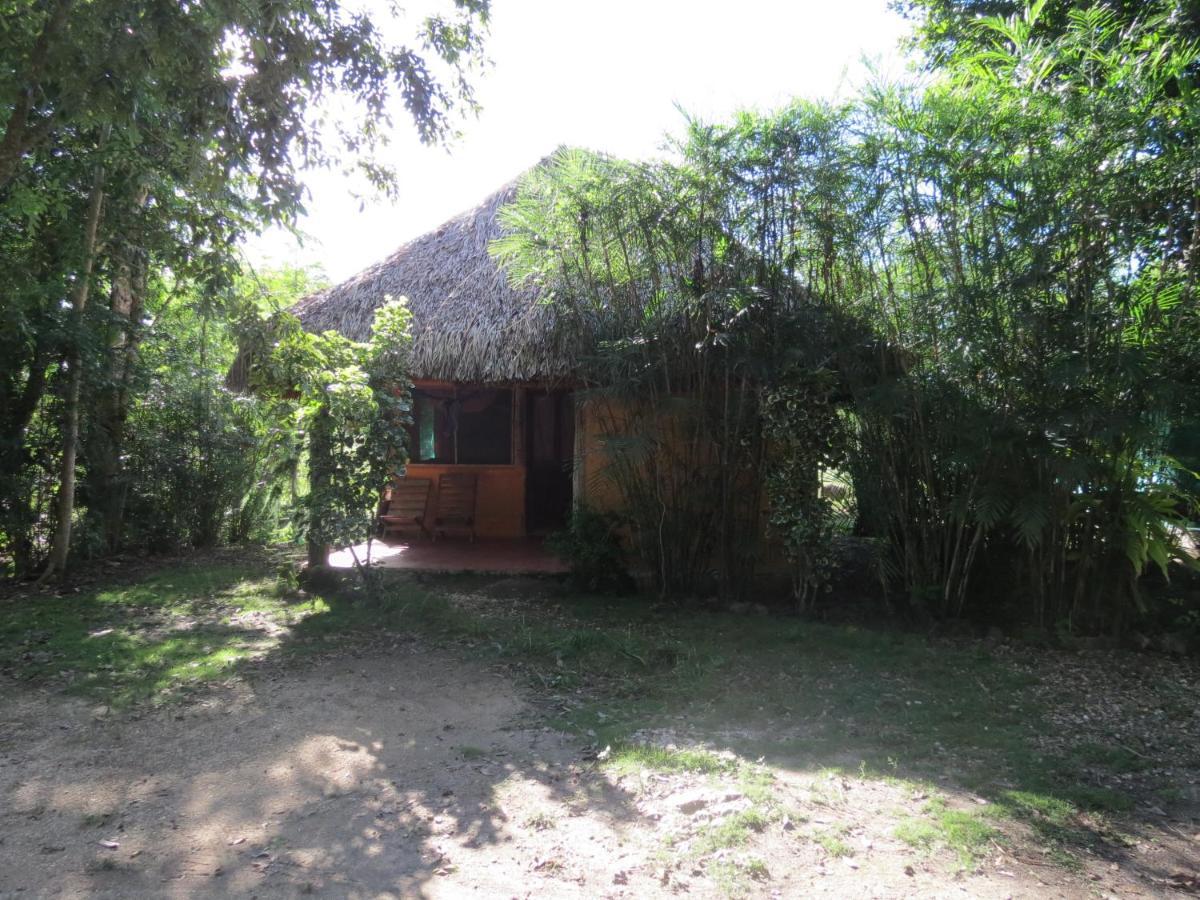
706;854;770;898
994;790;1075;823
706;860;746;897
812;827;854;858
895;818;940;850
983;784;1127;860
523;811;557;831
897;798;996;867
1070;742;1150;774
0;564;303;706
932;811;994;866
693;810;764;856
743;856;770;881
738;768;777;806
604;743;735;776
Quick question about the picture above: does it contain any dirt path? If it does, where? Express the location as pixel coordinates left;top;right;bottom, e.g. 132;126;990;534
0;632;1193;898
1;638;651;898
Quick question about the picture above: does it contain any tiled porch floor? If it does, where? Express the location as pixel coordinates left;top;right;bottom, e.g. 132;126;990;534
327;537;568;574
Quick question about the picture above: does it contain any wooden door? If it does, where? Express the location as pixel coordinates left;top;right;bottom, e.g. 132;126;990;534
525;391;574;533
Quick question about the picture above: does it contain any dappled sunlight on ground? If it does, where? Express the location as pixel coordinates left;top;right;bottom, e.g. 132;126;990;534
0;644;654;897
2;559;1198;897
327;538;568;574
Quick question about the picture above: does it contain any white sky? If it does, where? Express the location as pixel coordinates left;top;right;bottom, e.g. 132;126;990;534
246;0;911;282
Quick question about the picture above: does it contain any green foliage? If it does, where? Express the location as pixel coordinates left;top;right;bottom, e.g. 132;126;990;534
0;0;487;576
895;0;1200;76
1;264;319;571
762;370;850;608
839;1;1200;625
118;374;261;552
547;505;633;593
261;298;414;571
501;3;1200;627
497;116;860;599
98;281;267;552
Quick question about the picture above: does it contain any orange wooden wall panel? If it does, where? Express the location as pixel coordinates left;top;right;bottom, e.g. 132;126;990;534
402;463;526;538
575;396;786;559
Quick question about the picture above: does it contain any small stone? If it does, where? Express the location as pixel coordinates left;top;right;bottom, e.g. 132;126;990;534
675;792;710;815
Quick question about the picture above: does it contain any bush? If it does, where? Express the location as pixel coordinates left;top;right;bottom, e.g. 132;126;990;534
547;506;633;594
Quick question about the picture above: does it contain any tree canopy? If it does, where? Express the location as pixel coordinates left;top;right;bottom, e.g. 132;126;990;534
0;0;489;577
498;0;1200;627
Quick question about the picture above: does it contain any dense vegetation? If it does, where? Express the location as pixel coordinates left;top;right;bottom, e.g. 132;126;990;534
0;0;489;577
3;0;1198;639
498;0;1200;632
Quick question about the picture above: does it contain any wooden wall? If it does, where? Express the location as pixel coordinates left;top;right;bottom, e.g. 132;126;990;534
573;397;624;514
573;395;787;567
404;463;526;538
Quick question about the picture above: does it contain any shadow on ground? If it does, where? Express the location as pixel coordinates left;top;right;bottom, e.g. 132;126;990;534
1;555;1198;897
0;559;651;897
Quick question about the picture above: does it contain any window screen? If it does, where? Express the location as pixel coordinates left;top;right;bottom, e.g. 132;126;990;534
407;388;512;465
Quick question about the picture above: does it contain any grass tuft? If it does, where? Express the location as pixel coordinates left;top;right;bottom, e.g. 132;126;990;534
604;743;735;776
896;798;996;867
812;828;854;858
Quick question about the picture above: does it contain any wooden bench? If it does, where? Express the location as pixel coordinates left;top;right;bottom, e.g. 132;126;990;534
433;473;477;542
378;477;432;539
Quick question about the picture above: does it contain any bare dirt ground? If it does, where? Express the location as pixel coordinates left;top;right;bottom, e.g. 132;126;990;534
0;645;1192;899
1;568;1198;898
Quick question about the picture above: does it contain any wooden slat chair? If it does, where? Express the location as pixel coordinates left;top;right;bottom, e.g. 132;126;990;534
378;477;432;540
433;474;478;542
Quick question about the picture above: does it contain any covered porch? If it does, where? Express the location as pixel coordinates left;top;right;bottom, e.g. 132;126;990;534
269;173;587;573
334;381;577;575
377;380;578;540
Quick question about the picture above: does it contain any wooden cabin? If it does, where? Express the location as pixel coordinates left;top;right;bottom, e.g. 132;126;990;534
277;176;586;538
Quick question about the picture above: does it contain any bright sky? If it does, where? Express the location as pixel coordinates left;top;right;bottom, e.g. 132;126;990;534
246;0;911;283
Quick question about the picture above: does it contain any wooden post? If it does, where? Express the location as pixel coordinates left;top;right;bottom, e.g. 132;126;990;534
513;385;526;535
572;393;585;510
512;385;526;466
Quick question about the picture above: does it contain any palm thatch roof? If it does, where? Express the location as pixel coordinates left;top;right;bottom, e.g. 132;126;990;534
237;169;575;387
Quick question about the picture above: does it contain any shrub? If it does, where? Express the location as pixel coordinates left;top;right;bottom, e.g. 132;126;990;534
547;505;633;593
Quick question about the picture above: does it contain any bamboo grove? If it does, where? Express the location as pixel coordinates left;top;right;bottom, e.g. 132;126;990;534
497;0;1200;629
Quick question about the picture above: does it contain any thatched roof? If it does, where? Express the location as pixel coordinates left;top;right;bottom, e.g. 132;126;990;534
246;170;575;386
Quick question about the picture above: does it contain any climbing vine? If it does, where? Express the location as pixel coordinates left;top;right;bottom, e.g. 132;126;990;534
762;369;849;609
258;298;414;577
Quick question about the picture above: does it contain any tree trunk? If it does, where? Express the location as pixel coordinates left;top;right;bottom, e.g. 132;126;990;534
88;248;146;552
305;404;332;569
39;138;108;581
87;187;149;553
0;331;53;576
